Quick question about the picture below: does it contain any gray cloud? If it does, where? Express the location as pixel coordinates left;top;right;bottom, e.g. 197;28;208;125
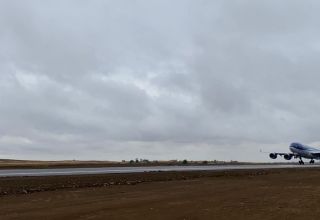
1;0;320;161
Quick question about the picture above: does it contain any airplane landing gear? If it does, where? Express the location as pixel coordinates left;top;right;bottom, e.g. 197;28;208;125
310;159;315;164
298;156;305;165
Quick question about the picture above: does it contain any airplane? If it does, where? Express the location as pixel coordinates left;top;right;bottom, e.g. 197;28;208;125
269;142;320;165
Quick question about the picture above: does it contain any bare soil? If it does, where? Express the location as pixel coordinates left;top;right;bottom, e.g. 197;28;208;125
1;168;319;220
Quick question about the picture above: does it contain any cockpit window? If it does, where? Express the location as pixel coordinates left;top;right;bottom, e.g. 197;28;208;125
291;143;305;150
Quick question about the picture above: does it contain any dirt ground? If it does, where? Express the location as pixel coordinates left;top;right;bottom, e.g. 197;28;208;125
1;168;320;220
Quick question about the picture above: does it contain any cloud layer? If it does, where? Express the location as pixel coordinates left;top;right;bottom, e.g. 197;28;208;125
1;1;320;161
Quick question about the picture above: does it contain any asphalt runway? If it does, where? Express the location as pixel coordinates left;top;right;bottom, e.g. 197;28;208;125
0;164;319;177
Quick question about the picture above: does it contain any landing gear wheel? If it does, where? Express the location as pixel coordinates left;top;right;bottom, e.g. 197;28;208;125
310;159;315;164
299;160;304;165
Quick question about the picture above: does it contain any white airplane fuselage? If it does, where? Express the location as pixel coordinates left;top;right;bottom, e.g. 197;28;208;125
289;143;320;159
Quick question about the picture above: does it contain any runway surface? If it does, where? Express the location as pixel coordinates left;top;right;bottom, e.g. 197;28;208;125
0;164;319;177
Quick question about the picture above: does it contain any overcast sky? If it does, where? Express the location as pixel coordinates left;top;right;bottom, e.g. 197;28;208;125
1;1;320;162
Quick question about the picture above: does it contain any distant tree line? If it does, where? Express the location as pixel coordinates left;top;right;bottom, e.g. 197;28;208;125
124;159;239;165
